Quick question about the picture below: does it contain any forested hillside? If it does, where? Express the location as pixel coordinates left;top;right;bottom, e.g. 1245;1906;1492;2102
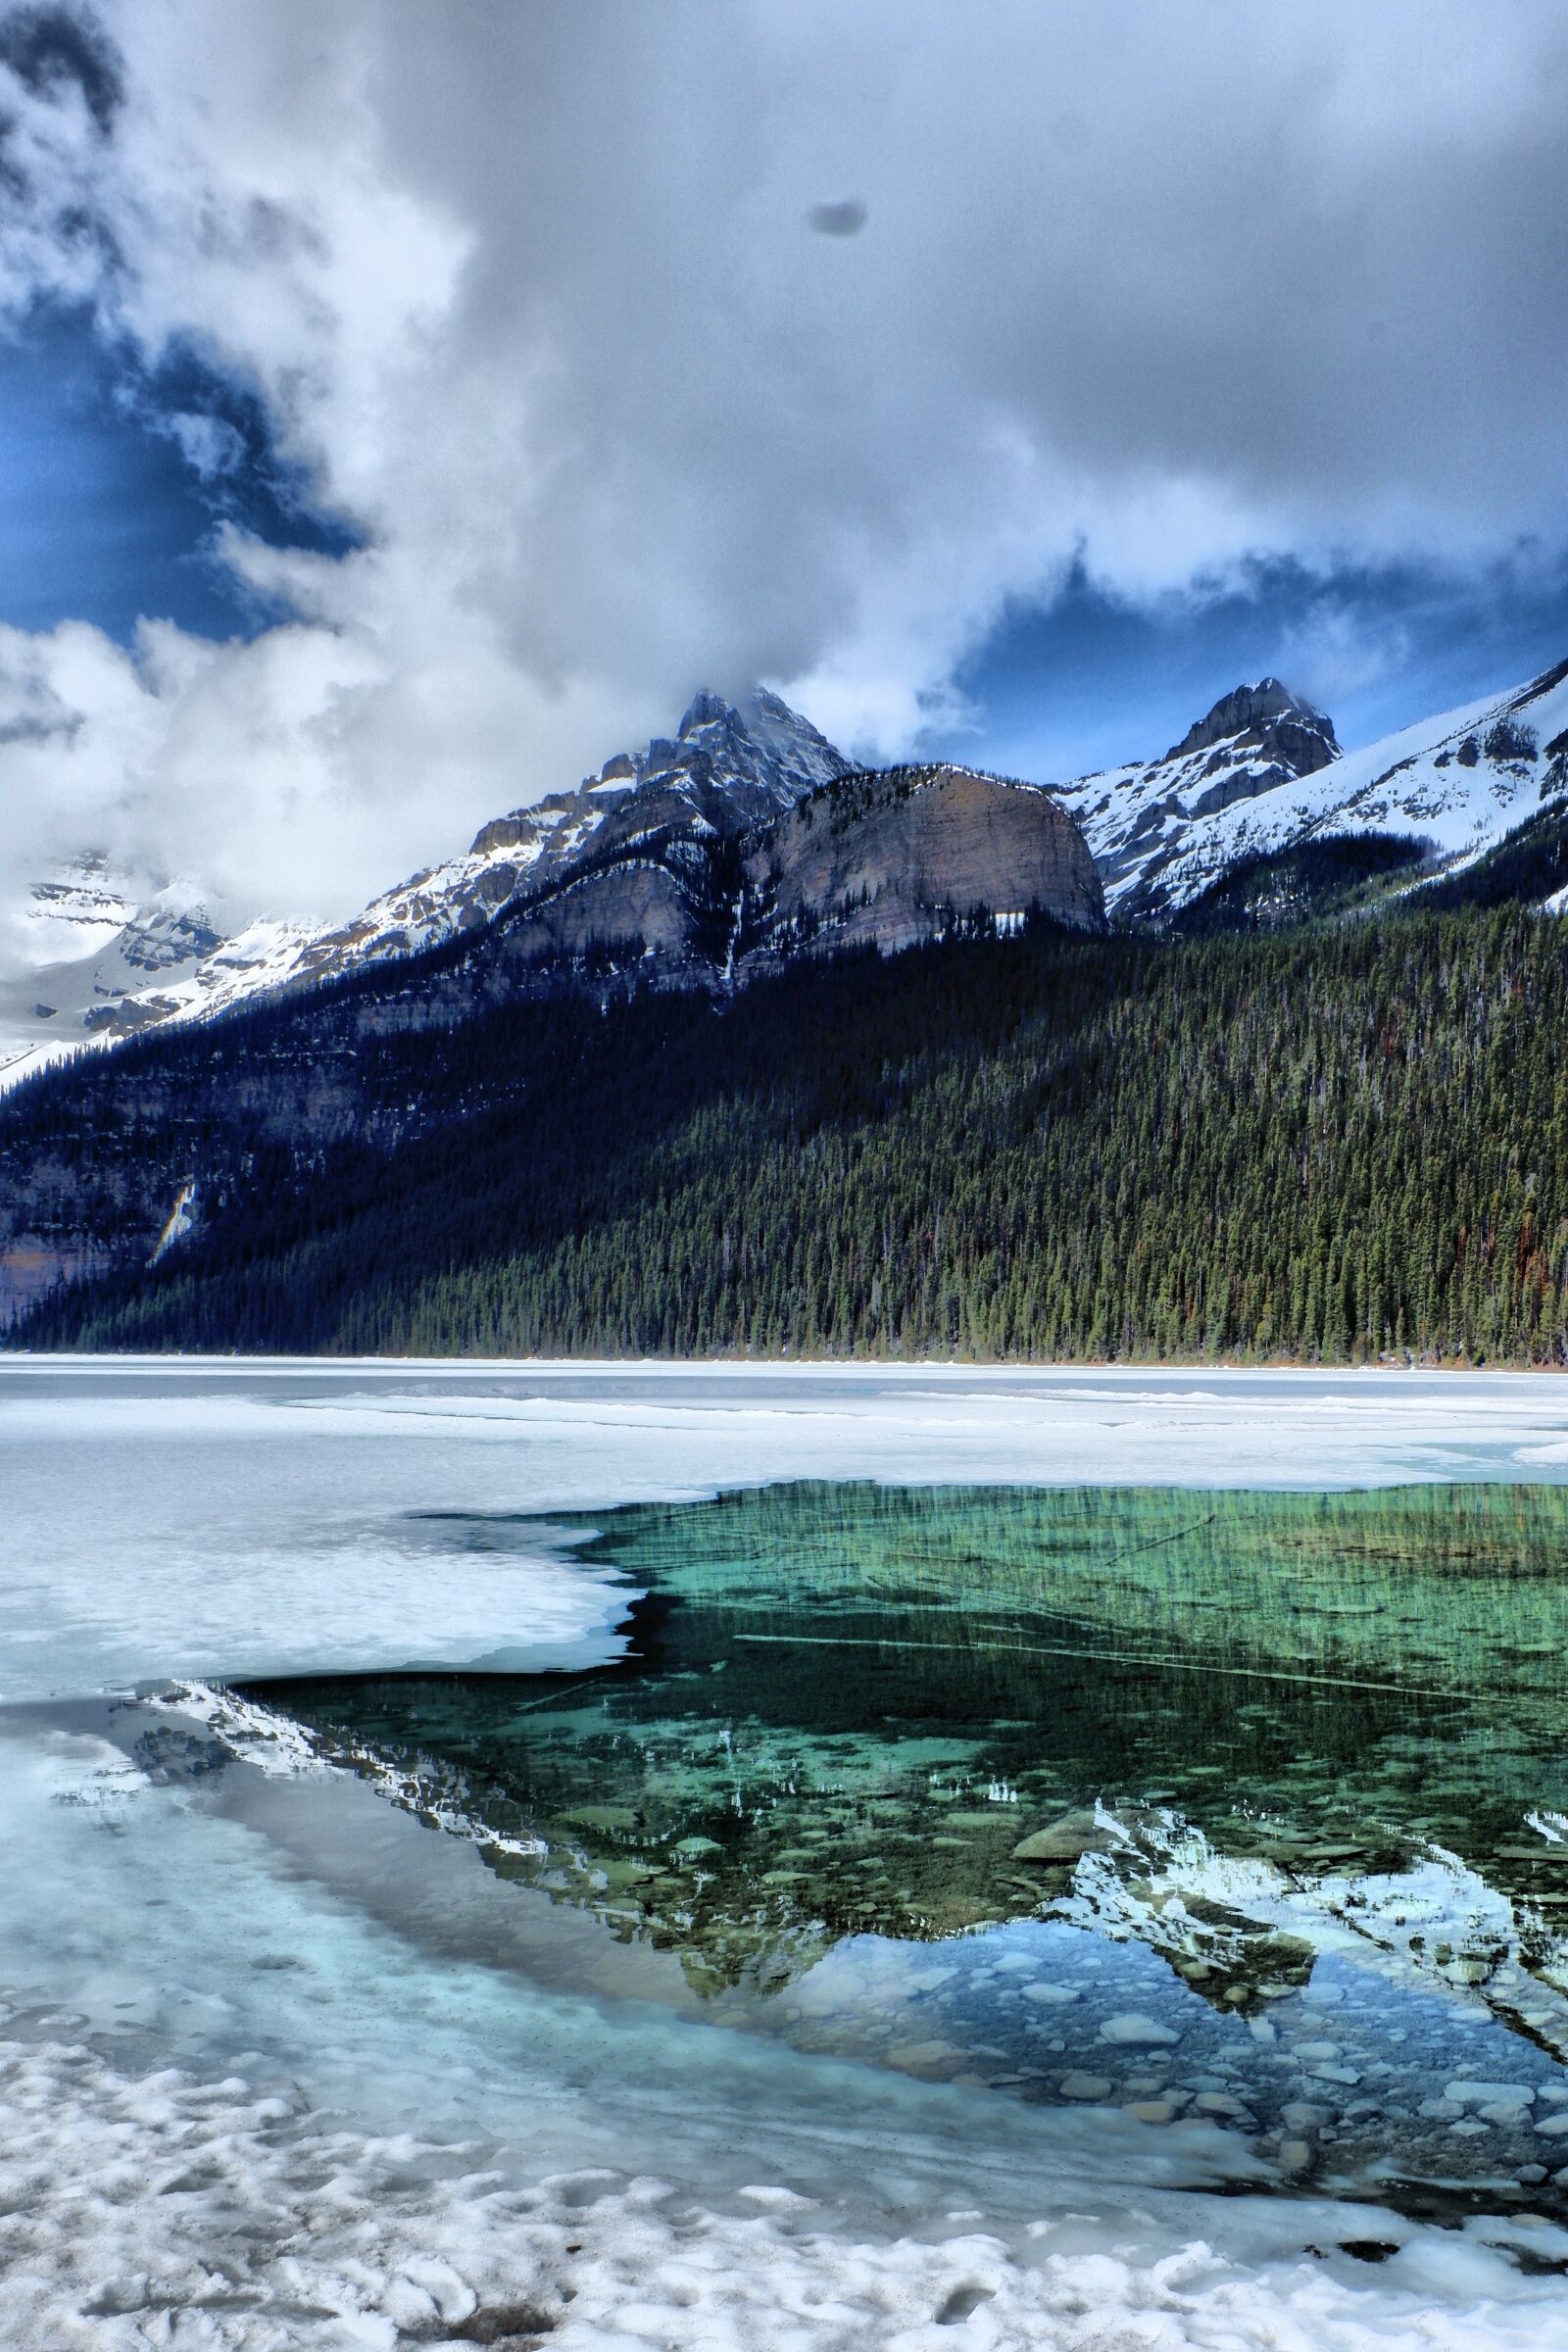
13;905;1568;1366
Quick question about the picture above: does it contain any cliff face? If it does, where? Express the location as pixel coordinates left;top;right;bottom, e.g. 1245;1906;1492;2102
499;859;712;980
747;764;1105;957
463;760;1105;993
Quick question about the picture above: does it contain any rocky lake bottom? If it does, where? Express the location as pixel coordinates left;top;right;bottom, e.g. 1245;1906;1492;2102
235;1481;1568;2232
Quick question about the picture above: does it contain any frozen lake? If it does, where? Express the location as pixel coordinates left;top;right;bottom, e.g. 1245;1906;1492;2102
6;1359;1568;2347
11;1355;1568;1698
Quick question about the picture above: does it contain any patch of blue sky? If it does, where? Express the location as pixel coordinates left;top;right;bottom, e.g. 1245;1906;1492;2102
0;304;357;645
935;553;1568;783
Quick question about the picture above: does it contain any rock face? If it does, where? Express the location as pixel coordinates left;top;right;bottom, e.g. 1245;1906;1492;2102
745;764;1105;958
503;860;710;979
1162;678;1339;774
485;760;1105;989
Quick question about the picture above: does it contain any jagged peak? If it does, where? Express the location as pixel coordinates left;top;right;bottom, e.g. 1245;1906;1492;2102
679;683;835;752
1165;678;1337;765
678;687;736;736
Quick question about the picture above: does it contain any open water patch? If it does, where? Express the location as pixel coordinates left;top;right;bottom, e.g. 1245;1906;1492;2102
237;1481;1568;2224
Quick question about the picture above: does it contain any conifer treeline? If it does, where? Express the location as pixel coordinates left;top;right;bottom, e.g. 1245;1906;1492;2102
17;906;1568;1365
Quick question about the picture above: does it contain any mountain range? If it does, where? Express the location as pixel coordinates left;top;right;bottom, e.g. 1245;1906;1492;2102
8;645;1568;1360
7;653;1568;1093
0;686;856;1086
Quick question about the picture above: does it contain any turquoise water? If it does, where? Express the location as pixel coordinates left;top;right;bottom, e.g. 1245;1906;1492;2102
247;1482;1568;2220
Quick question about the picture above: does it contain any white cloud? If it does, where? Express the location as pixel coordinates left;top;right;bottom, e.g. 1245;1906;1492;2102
0;0;1566;928
158;411;245;481
1276;602;1417;714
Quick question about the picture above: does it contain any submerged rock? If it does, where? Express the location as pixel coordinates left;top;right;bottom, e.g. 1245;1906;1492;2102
1099;2013;1179;2046
1058;2071;1114;2101
1011;1810;1110;1864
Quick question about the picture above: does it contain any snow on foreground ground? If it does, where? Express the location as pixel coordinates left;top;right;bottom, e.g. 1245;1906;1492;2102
6;1361;1568;2349
7;1720;1568;2352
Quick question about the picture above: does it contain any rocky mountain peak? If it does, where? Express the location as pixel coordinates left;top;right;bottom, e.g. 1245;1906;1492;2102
1052;677;1346;921
1;686;858;1086
1165;679;1339;775
678;687;735;735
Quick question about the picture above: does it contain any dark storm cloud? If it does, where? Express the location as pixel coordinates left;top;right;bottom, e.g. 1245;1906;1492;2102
349;0;1568;749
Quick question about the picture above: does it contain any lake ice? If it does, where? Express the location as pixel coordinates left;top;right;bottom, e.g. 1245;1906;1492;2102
6;1359;1568;2348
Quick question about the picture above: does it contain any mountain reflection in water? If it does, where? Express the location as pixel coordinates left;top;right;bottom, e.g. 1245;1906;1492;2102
243;1482;1568;2216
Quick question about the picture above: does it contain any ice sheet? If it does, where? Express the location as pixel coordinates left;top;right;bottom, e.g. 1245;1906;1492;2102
6;1359;1568;1699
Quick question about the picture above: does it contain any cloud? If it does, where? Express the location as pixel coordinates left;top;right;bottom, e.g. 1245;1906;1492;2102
157;410;245;482
0;3;120;136
0;0;1566;931
1277;600;1417;713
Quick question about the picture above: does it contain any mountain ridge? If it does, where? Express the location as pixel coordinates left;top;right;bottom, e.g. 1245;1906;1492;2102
1054;659;1568;919
1;689;1107;1083
8;651;1568;1092
0;684;854;1087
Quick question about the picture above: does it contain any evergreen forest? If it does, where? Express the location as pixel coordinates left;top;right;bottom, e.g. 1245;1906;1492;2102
11;898;1568;1367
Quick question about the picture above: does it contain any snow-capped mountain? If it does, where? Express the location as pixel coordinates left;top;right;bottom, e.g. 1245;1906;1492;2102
1056;659;1568;918
21;858;146;966
8;658;1568;1096
0;688;851;1089
280;685;851;992
0;853;316;1092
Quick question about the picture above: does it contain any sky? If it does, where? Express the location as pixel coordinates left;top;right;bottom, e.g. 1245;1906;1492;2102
1;0;1567;931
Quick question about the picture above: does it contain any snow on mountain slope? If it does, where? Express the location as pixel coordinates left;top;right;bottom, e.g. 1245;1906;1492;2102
282;684;853;994
0;689;851;1090
1057;660;1568;918
0;855;263;1090
1053;678;1342;918
0;841;322;1090
19;857;144;965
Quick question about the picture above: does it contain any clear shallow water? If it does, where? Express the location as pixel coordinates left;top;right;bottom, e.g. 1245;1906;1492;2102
11;1704;1266;2351
247;1483;1568;2223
